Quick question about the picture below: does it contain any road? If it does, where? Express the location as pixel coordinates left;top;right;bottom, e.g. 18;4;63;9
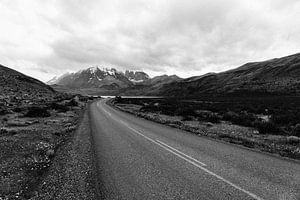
90;99;300;200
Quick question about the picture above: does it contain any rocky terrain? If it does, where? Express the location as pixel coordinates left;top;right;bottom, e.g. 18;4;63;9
0;64;95;199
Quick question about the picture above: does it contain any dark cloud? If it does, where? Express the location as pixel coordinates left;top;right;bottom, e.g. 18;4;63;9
0;0;300;81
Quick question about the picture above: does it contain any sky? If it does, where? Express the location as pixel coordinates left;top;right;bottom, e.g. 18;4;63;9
0;0;300;82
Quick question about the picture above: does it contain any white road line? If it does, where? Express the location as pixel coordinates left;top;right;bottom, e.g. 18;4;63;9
97;103;112;117
99;105;263;200
119;120;263;200
155;143;263;200
156;140;206;166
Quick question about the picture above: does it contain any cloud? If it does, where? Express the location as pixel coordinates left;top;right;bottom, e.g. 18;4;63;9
0;0;300;81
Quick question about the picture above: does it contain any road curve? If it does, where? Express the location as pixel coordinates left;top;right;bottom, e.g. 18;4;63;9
90;99;300;200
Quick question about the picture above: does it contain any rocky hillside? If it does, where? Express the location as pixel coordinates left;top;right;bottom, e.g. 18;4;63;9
0;64;56;103
159;53;300;97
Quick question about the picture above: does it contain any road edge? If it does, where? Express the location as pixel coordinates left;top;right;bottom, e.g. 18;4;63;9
30;103;100;200
107;99;300;164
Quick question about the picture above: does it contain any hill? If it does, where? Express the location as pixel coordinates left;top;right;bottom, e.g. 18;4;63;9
0;64;56;102
158;53;300;97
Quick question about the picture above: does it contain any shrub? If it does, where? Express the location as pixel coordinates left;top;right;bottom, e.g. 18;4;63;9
140;104;161;113
197;110;221;123
292;124;300;137
25;107;51;118
0;128;8;134
253;120;281;135
223;111;256;127
48;103;69;112
114;96;123;103
67;99;78;107
182;115;193;121
13;107;23;113
0;108;8;115
175;107;197;117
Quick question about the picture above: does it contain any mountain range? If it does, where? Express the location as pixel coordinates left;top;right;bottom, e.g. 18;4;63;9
48;67;181;95
48;53;300;96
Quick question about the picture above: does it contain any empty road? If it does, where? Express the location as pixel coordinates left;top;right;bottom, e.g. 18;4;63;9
90;99;300;200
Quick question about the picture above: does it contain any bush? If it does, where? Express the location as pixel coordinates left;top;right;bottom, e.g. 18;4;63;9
197;110;221;123
67;99;78;107
223;111;256;127
175;107;197;117
182;115;194;121
25;107;51;118
114;96;123;103
0;108;8;115
13;107;23;113
48;103;69;112
292;124;300;137
253;120;281;135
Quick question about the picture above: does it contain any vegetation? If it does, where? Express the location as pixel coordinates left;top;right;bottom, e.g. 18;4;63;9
111;95;300;159
114;95;300;136
24;106;51;118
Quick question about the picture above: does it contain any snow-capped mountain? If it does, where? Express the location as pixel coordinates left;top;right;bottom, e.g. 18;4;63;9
46;72;71;85
48;66;183;95
47;67;150;89
125;70;150;83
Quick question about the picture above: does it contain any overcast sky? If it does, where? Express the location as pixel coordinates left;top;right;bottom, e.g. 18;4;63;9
0;0;299;82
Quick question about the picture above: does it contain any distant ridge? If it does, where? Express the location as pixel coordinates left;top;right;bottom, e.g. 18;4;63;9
157;53;300;97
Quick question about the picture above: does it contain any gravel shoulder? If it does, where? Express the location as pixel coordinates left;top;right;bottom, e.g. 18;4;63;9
30;104;99;200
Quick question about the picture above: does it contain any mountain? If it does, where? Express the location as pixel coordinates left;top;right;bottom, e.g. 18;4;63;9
49;67;182;95
46;72;71;85
125;70;150;83
0;64;56;100
50;67;133;89
49;67;151;95
144;75;181;86
119;74;182;96
158;53;300;97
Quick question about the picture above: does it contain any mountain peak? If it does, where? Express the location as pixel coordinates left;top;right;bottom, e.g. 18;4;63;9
88;66;99;74
125;70;150;82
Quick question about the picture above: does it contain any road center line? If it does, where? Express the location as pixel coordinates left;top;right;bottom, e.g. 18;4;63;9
102;105;263;200
155;139;206;167
98;103;112;116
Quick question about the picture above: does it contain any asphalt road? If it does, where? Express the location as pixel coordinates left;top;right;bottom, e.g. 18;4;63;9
90;99;300;200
